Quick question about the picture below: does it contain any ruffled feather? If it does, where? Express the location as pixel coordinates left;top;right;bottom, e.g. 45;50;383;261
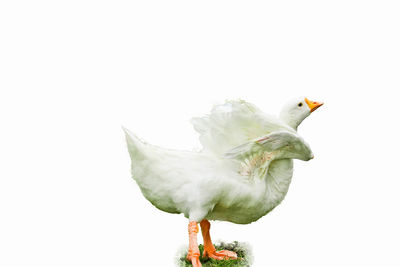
191;100;293;157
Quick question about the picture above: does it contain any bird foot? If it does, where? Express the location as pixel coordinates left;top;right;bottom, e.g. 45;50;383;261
187;251;202;267
203;249;238;260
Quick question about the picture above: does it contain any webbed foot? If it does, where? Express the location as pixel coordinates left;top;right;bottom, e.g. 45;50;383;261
203;248;238;260
200;219;238;261
186;251;201;267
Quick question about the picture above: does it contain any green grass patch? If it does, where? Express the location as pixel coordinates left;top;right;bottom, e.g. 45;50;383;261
177;241;252;267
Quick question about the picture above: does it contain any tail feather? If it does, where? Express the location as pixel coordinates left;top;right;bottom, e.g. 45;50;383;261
122;127;147;161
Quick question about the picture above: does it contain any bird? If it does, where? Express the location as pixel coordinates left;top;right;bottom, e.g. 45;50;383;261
123;97;323;267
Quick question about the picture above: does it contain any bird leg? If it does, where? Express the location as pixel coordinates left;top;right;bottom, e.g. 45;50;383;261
200;220;238;260
187;221;202;267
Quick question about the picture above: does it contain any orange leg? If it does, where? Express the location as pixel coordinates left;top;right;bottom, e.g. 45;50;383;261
187;221;202;267
200;220;238;260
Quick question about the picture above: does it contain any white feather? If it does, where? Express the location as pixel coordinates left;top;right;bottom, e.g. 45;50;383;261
124;99;314;224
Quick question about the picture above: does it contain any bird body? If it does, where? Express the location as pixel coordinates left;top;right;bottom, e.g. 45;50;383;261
124;98;323;266
125;130;294;224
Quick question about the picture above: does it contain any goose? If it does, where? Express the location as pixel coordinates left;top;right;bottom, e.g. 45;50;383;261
124;97;323;267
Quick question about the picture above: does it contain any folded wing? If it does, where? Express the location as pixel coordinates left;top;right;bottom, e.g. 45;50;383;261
223;131;313;178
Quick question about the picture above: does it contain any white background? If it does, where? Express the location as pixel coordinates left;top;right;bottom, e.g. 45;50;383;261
1;1;399;266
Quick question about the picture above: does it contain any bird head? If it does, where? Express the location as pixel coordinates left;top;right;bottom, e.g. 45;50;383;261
279;97;323;130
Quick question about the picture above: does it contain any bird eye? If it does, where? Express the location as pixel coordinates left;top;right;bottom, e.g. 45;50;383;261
298;103;303;107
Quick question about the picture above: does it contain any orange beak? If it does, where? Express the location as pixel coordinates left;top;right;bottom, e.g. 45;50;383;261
305;98;323;112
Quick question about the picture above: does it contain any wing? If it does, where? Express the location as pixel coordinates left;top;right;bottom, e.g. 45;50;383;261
191;100;294;156
224;131;313;161
223;131;313;177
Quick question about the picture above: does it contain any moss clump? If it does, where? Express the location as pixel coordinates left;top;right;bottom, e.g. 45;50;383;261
177;241;252;267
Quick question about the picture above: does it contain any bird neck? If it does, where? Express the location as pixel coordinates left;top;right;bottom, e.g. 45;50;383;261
279;112;301;130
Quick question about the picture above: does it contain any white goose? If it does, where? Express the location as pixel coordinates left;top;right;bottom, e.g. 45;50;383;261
124;97;323;267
